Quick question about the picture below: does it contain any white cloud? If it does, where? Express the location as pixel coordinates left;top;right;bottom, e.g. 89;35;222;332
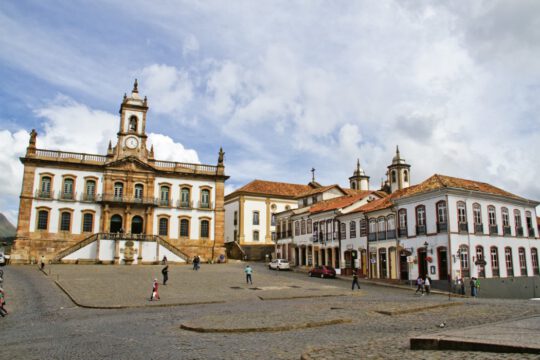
2;0;540;212
0;129;29;197
0;96;200;217
147;133;199;164
139;64;194;116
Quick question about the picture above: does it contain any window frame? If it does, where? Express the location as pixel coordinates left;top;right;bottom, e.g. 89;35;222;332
59;208;74;232
36;207;51;231
114;182;124;199
61;175;76;200
38;173;55;198
490;246;499;277
81;210;96;233
158;216;170;237
179;216;191;238
518;247;527;276
199;186;212;209
505;247;514;277
350;221;357;238
200;217;211;239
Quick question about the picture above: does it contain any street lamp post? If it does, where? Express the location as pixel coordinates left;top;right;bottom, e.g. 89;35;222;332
424;241;429;277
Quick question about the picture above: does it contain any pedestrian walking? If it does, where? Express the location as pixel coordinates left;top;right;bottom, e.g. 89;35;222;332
193;256;200;271
475;277;481;297
351;269;361;290
470;277;477;297
415;276;424;295
460;277;466;295
40;255;45;271
0;287;8;317
161;264;169;285
424;276;431;295
244;265;253;285
149;278;160;301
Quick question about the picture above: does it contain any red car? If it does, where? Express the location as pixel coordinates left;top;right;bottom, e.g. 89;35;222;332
308;265;336;279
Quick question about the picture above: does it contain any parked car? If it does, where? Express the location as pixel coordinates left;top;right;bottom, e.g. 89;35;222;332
268;259;290;271
308;265;336;278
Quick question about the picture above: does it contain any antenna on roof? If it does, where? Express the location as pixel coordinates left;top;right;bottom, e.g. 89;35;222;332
311;167;316;182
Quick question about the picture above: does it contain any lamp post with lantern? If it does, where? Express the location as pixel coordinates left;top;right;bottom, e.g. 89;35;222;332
423;241;429;277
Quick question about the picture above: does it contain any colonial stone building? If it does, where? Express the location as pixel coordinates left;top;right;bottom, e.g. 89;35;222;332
11;81;228;264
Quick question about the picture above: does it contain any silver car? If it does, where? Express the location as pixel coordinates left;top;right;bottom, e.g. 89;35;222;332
268;259;290;271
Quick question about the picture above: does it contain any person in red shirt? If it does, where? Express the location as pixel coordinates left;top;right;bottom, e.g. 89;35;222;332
149;278;160;301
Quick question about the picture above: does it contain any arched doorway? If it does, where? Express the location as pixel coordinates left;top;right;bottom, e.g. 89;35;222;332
110;215;123;233
131;216;144;234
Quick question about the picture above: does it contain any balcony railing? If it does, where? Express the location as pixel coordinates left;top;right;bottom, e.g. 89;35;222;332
475;223;484;234
368;233;376;242
159;199;170;207
459;222;469;233
489;225;498;235
503;226;511;236
97;193;158;206
387;229;396;239
398;228;407;237
35;190;52;199
177;200;193;209
197;201;213;209
416;225;426;236
516;227;524;237
377;231;386;240
81;193;96;202
528;228;535;238
60;192;76;200
437;222;448;233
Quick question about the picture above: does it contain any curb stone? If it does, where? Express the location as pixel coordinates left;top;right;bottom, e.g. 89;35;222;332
376;302;463;316
180;318;352;333
53;280;225;309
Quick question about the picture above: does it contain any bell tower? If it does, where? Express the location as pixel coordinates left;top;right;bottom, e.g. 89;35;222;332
387;146;411;193
115;79;150;159
349;159;370;191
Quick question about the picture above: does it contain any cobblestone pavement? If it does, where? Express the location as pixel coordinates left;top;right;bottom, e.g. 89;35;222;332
1;263;540;359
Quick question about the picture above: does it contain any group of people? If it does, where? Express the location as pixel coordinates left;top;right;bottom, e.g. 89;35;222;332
415;275;432;295
454;277;481;297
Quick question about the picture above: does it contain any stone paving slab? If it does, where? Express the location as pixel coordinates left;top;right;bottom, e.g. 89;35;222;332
410;315;540;354
44;264;352;308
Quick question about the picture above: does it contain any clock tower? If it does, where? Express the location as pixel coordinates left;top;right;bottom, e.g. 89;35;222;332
114;79;150;159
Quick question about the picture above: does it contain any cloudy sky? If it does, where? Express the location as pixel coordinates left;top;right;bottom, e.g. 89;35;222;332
1;1;539;223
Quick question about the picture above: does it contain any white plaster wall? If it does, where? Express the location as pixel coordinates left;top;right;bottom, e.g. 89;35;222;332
153;177;216;207
31;167;103;233
34;167;105;198
157;244;186;263
224;200;239;243
142;242;157;262
243;198;266;243
321;188;345;201
99;240;115;261
153;207;215;240
240;197;297;243
63;241;98;260
30;199;102;233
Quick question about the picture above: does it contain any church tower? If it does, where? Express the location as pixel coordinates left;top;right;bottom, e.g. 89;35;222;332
349;159;370;191
387;146;411;193
114;79;150;160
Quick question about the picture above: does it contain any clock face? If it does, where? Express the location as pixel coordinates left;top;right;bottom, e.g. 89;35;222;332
125;136;139;149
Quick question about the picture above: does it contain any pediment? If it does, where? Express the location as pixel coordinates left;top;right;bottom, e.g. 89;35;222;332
106;156;155;172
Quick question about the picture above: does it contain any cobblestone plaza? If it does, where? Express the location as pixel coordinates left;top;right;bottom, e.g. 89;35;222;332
1;263;540;359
